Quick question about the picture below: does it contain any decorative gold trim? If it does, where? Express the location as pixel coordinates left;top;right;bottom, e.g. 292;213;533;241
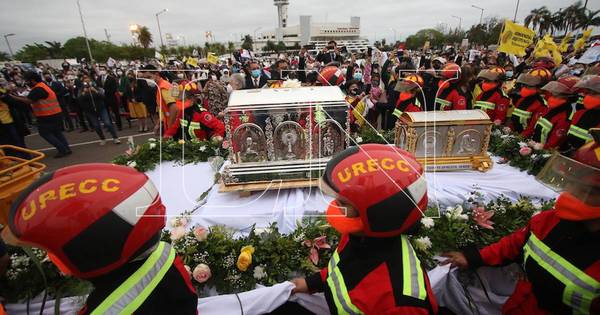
445;127;455;156
481;125;492;153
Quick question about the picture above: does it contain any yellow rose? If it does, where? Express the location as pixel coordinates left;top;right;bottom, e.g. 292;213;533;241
236;245;255;271
178;139;186;145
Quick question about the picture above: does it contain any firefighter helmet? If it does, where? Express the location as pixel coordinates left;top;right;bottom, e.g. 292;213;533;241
541;75;581;95
477;67;505;81
318;66;345;86
321;144;427;237
395;74;425;92
516;67;552;87
5;163;166;279
440;63;461;79
573;75;600;94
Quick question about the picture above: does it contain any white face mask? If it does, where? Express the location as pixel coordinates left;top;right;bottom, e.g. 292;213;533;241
226;84;234;94
99;71;107;76
341;68;347;76
211;75;217;81
177;73;185;79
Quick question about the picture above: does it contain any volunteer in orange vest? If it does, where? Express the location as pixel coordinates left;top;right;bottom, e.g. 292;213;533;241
10;71;72;158
141;65;177;135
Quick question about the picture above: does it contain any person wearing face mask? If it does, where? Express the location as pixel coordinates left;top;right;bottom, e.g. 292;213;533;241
291;144;438;315
509;68;552;137
435;63;468;111
531;76;580;149
140;65;177;135
203;71;228;118
502;64;517;97
345;80;364;131
474;67;511;124
44;71;74;131
393;74;424;117
243;62;268;89
562;75;600;152
163;91;225;142
9;71;72;158
97;66;122;131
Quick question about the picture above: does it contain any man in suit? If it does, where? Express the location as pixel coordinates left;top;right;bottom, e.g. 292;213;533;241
316;40;344;65
244;62;269;89
97;66;122;130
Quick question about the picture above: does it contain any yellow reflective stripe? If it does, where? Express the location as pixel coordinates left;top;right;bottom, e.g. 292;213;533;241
402;235;427;300
326;251;363;315
524;234;600;314
535;117;553;144
91;242;176;315
568;125;592;142
474;101;496;111
513;108;532;127
435;98;451;110
393;108;403;118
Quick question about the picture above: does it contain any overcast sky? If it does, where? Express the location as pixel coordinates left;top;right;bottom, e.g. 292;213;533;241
1;0;598;53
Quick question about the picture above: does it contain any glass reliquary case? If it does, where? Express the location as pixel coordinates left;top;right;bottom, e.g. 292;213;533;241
394;110;493;172
221;86;350;191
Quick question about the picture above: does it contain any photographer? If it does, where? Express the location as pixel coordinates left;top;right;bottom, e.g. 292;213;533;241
316;40;344;65
77;77;121;145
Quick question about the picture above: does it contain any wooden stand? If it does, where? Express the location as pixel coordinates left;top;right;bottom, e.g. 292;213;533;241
219;178;319;196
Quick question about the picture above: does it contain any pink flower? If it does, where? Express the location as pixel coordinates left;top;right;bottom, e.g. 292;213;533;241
527;140;537;148
303;236;331;265
472;206;495;229
519;146;532;156
193;264;211;283
497;157;509;164
502;126;512;134
533;142;544;151
222;140;230;149
493;119;502;126
193;226;209;241
170;217;188;228
170;226;186;241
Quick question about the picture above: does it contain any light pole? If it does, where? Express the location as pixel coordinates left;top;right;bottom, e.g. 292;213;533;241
390;28;397;43
76;0;94;62
471;5;484;25
155;8;168;48
513;0;520;22
451;15;462;30
104;28;111;42
3;33;15;58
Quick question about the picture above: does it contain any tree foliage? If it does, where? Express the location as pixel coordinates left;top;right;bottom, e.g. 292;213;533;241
241;34;253;50
525;1;600;36
137;26;153;49
405;29;445;50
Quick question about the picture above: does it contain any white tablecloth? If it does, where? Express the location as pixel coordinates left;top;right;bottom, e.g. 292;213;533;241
147;157;557;233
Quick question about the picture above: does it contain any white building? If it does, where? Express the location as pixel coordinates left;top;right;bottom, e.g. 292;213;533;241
254;15;369;53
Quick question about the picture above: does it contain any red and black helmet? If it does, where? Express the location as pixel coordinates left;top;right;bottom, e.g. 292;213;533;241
322;144;427;237
440;63;461;79
5;163;165;279
395;74;425;92
318;66;345;86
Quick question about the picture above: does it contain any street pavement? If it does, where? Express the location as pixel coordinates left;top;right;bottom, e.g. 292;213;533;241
24;119;153;172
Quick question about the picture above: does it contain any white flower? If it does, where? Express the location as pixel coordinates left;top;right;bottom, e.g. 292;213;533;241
518;141;528;148
253;265;267;280
421;217;435;228
148;138;157;142
199;145;207;152
542;154;551;158
170;226;186;241
355;136;363;143
149;142;157;149
413;236;432;251
170;217;189;228
531;154;537;159
445;205;468;221
126;161;137;168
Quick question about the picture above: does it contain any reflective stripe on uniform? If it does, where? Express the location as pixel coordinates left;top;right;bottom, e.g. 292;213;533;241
31;83;61;117
567;125;592;142
393;108;403;118
523;233;600;314
512;108;532;127
435;98;451;110
180;118;202;139
91;242;176;315
474;101;496;111
401;235;427;300
535;117;553;144
326;251;364;315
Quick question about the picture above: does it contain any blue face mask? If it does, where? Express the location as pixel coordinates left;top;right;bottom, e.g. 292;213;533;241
353;72;363;81
251;69;261;78
505;71;513;78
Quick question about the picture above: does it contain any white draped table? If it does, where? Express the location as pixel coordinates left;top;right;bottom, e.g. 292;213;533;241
146;157;558;233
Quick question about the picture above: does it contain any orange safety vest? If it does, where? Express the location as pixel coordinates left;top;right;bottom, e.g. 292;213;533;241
156;78;174;128
31;82;62;117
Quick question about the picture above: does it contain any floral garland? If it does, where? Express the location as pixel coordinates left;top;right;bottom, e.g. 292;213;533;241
112;138;227;172
488;126;552;175
0;196;554;301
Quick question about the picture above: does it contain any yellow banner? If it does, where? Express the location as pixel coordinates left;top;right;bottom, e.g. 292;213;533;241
207;53;219;65
498;20;535;57
559;32;572;53
533;34;562;65
574;28;593;53
185;57;199;68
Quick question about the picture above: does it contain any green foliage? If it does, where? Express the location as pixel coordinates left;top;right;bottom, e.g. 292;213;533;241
525;1;600;36
0;51;10;61
112;138;227;172
405;29;445;50
241;34;253;51
137;26;153;49
355;127;395;144
263;40;276;52
466;17;504;46
275;41;287;52
488;126;551;176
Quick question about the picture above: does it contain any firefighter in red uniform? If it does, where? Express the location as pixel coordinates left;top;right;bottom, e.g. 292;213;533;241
474;67;511;124
532;76;580;149
163;89;225;141
510;68;552;138
1;164;198;314
394;73;424;116
562;75;600;152
441;130;600;315
435;63;467;111
292;144;438;315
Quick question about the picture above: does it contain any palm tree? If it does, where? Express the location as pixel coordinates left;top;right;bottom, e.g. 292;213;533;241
562;1;585;33
137;26;153;49
0;51;10;61
44;41;63;58
525;6;553;36
551;10;566;35
577;9;600;30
